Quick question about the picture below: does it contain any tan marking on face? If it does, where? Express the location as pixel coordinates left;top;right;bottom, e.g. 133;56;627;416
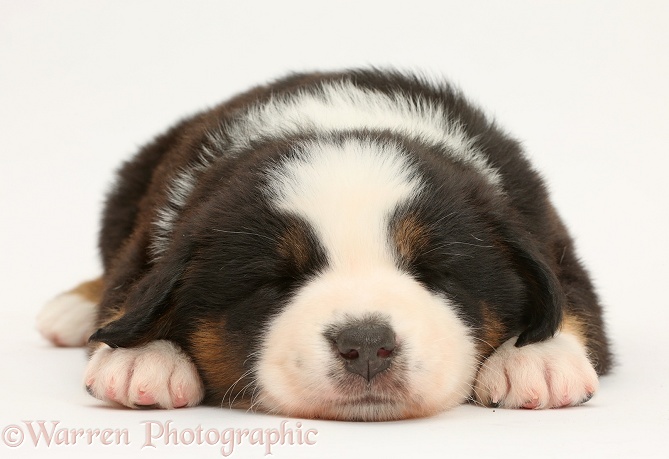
277;220;313;270
189;319;250;408
393;215;430;263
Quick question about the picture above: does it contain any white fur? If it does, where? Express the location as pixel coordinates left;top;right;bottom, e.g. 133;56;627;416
266;139;423;268
255;268;478;420
255;141;477;420
150;148;216;258
36;293;96;347
150;78;501;258
85;340;204;409
215;81;499;184
474;333;599;409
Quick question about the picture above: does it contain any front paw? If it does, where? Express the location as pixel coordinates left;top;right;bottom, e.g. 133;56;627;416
37;293;96;347
84;340;204;409
474;333;599;409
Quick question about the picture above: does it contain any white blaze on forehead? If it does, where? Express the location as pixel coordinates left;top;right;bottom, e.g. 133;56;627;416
265;140;423;268
259;138;478;420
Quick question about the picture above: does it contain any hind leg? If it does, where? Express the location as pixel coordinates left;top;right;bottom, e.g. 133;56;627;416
37;278;103;347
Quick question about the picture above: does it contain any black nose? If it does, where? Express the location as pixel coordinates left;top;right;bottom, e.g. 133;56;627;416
335;324;396;381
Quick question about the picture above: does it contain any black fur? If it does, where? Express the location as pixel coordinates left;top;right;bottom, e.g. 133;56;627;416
88;69;611;410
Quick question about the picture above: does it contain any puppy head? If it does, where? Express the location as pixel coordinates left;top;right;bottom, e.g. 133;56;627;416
91;137;563;420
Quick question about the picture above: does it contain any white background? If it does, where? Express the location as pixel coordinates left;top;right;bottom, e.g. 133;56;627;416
1;1;668;458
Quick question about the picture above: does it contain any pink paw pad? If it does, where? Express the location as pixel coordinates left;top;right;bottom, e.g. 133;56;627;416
474;333;599;410
135;389;157;406
172;386;189;408
522;397;540;409
84;341;204;409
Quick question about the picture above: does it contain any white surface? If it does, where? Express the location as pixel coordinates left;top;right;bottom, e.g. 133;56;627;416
1;1;668;457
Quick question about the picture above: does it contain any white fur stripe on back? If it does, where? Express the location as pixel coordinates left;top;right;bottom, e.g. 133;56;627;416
212;81;499;184
150;78;500;258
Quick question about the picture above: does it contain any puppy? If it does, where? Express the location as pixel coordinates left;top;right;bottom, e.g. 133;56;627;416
37;69;611;420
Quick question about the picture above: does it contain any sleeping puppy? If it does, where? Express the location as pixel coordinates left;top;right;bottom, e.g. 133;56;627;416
37;69;611;421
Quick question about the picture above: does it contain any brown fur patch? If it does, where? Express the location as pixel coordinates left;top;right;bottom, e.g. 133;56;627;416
560;312;587;345
70;277;104;304
477;303;505;360
277;220;313;270
394;215;430;263
96;307;126;329
189;319;251;408
67;278;106;355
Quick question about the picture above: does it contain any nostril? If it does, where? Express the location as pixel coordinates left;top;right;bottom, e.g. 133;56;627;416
333;322;397;381
340;349;360;360
340;347;391;361
377;347;393;358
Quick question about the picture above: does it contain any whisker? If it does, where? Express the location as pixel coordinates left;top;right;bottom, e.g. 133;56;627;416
221;370;253;408
471;336;497;353
243;351;260;367
232;380;256;406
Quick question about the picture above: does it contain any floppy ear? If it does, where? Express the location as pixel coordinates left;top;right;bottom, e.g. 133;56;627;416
505;231;565;348
88;242;191;348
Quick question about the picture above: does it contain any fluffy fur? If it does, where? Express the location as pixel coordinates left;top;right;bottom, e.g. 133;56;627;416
38;69;611;420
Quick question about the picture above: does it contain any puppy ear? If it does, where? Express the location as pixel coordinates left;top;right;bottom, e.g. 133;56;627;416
507;232;565;347
88;244;190;348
